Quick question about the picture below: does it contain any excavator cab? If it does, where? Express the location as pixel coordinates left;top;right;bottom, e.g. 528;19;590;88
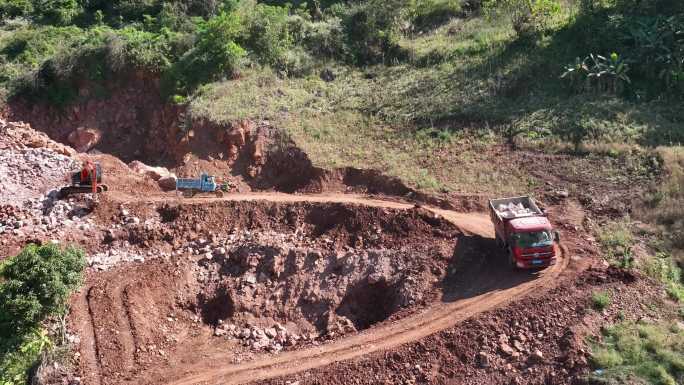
72;161;103;186
60;161;109;197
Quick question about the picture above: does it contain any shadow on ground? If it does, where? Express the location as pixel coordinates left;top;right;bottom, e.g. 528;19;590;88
441;234;543;303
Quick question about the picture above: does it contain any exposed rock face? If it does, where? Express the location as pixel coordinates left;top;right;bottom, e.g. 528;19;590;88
222;120;251;161
68;127;102;153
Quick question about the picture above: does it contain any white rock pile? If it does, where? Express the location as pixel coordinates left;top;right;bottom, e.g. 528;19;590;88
214;321;304;353
0;148;78;206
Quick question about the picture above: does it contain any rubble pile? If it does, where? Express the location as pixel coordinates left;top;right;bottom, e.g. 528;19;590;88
497;202;533;218
0;119;76;155
0;189;96;243
213;321;303;353
0;148;78;206
88;249;151;270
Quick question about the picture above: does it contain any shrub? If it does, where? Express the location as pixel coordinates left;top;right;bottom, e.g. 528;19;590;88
0;0;33;18
33;0;83;25
409;0;462;32
342;0;408;65
561;53;631;95
591;290;612;310
598;220;634;262
0;244;85;385
301;17;347;59
559;120;591;153
483;0;560;38
280;46;314;76
590;321;684;384
156;2;196;32
569;2;684;99
240;3;293;68
0;244;86;335
0;329;52;385
109;0;159;21
643;252;684;302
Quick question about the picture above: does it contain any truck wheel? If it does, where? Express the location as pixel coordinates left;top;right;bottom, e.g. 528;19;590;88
215;190;224;198
183;190;194;198
508;249;517;270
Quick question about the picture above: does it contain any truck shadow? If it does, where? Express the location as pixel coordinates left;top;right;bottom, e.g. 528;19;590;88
440;234;543;303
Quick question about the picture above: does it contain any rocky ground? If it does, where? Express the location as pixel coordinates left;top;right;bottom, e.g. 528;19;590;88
260;267;670;385
0;117;674;385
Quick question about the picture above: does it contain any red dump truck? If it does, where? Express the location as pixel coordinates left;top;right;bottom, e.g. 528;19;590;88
489;196;559;269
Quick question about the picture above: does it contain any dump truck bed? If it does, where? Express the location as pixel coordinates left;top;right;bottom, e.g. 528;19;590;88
489;196;543;220
176;178;204;190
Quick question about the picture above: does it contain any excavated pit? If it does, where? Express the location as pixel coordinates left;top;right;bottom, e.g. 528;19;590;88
337;279;401;330
77;200;462;380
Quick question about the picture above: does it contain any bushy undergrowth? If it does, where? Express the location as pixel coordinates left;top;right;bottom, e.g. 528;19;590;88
1;0;461;101
642;147;684;258
598;220;634;267
0;244;86;385
591;290;612;311
590;321;684;385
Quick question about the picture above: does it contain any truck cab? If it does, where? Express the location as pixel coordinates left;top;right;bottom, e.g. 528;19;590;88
489;196;558;269
506;216;557;268
199;173;218;192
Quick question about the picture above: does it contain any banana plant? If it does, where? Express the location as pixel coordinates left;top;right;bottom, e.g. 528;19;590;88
560;56;589;93
561;53;631;94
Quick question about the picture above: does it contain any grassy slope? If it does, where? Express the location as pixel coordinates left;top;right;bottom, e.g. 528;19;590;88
188;6;682;195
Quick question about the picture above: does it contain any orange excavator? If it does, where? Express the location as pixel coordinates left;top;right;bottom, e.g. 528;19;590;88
59;160;109;197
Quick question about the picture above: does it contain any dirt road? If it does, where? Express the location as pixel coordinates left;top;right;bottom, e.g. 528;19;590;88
91;192;568;385
141;192;494;237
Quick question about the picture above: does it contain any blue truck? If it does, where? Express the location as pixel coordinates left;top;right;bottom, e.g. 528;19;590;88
176;173;230;198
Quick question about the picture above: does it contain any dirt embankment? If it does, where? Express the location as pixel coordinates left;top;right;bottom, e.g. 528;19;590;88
6;76;483;211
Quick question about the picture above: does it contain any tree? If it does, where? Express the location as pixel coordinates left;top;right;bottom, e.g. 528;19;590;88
33;0;83;25
343;0;408;64
0;244;86;336
163;10;246;95
241;3;293;67
0;0;34;18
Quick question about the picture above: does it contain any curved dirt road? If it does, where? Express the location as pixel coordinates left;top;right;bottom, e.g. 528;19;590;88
81;192;568;385
120;193;568;385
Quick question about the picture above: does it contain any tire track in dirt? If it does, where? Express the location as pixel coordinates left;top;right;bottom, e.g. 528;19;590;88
74;287;102;385
80;193;567;385
85;278;137;382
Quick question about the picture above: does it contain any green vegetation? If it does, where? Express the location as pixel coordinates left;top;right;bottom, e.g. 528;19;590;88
644;253;684;302
590;321;684;385
0;1;683;384
591;290;612;311
0;244;86;385
0;0;682;144
641;148;684;262
598;220;635;268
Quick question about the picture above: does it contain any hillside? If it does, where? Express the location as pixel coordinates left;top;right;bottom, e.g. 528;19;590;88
0;0;683;384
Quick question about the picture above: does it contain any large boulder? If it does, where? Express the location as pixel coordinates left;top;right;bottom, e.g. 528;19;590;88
157;175;177;191
128;160;173;181
67;127;101;153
